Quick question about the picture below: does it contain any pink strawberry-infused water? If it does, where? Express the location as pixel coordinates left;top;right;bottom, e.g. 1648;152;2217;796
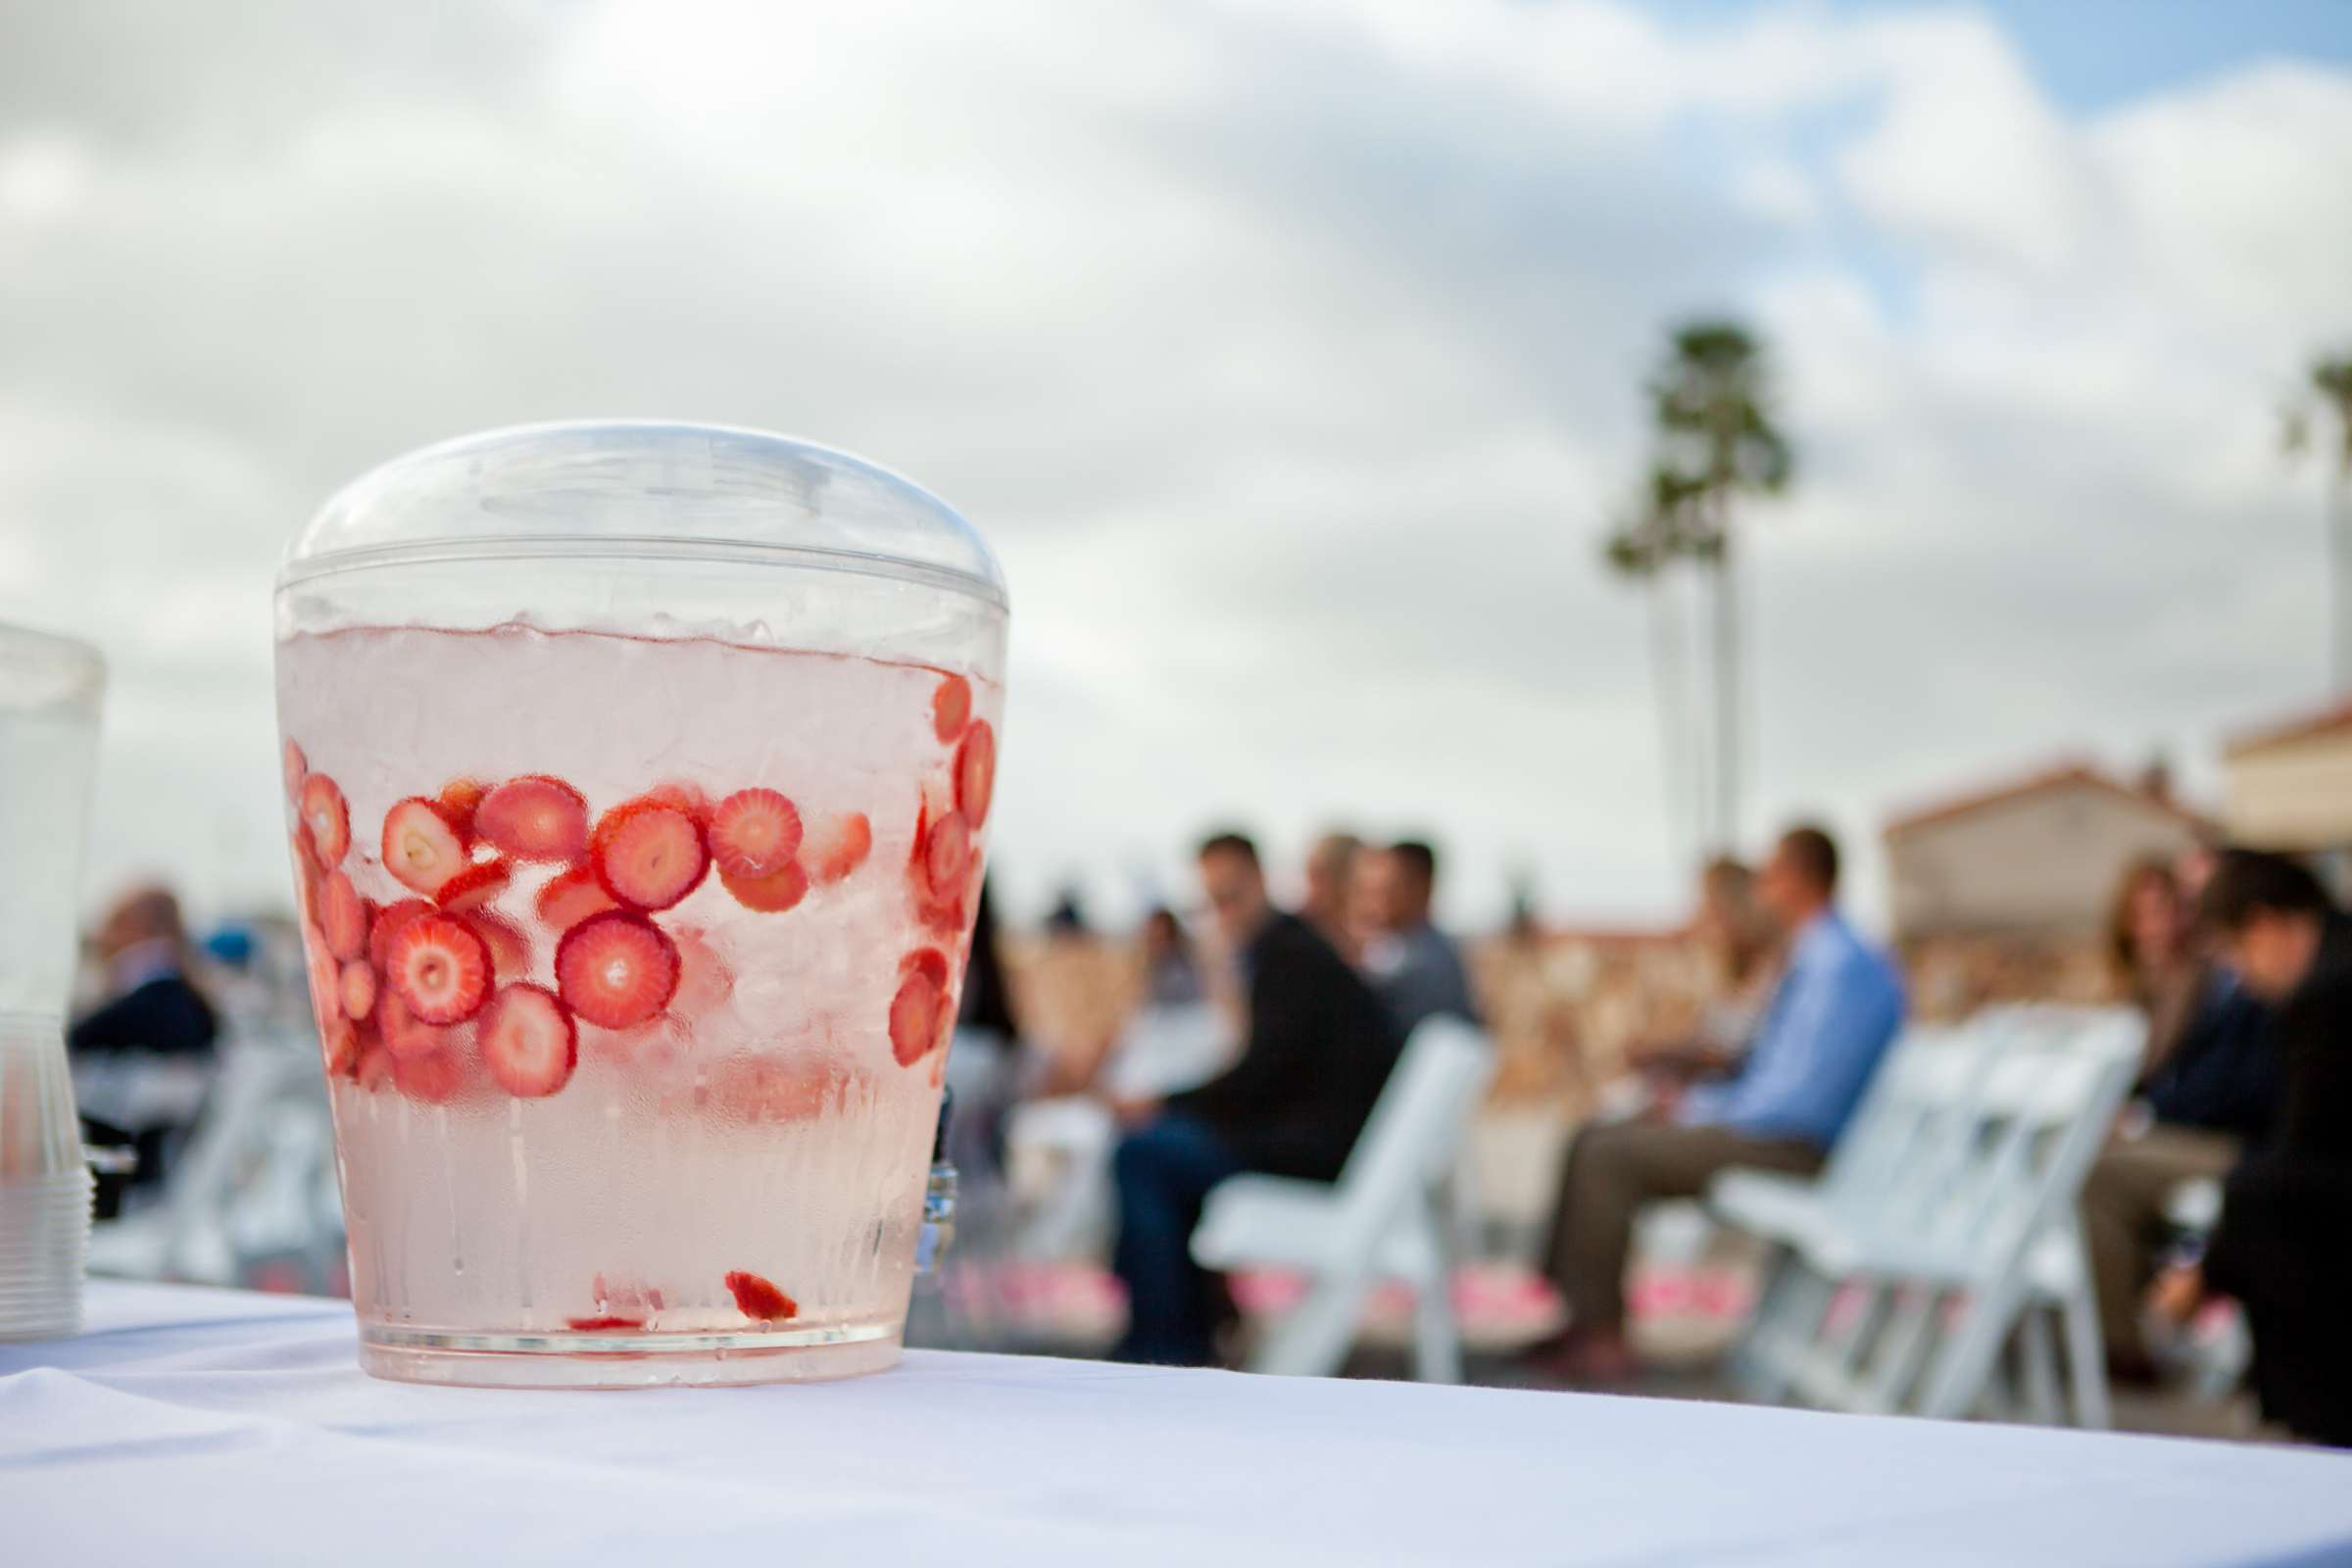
277;622;997;1386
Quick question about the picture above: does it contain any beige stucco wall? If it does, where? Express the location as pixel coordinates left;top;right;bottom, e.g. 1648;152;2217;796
1886;782;2202;938
2225;730;2352;852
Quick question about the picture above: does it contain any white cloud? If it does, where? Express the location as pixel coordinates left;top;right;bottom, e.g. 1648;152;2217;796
0;0;2346;938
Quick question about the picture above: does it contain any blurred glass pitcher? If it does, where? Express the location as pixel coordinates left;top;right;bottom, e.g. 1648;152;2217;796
0;622;106;1340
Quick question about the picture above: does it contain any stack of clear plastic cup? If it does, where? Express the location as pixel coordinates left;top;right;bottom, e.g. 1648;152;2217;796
0;624;107;1342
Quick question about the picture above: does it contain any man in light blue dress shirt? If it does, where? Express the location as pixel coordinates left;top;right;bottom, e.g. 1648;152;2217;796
1535;824;1905;1383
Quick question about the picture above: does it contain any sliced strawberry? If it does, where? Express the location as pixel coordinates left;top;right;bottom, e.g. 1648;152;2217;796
302;922;339;1019
377;991;458;1061
383;912;492;1024
355;1046;395;1093
703;1054;857;1123
319;871;369;961
889;952;950;1067
926;808;971;901
724;1269;798;1322
803;810;872;885
564;1315;647;1333
281;739;309;803
534;865;617;931
339;958;376;1021
932;672;972;743
645;780;711;826
477;983;577;1098
955;719;996;828
592;799;708;911
708;788;803;878
718;860;808;914
369;898;435;971
382;798;467;896
462;910;530;976
668;925;734;1013
435;858;514;913
555;911;679;1029
438;776;490;841
300;772;352;863
475;775;590;862
319;1014;359;1078
392;1046;466;1104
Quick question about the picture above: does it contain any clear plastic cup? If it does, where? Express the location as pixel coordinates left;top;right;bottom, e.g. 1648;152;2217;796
274;424;1006;1388
0;624;106;1343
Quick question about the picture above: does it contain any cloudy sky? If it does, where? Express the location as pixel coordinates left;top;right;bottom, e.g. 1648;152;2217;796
4;0;2349;933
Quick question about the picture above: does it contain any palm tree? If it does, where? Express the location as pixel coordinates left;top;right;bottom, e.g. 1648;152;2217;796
2282;350;2352;692
1645;320;1793;851
1605;464;1711;860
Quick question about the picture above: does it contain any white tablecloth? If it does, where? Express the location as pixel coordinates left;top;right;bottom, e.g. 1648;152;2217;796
8;1283;2352;1567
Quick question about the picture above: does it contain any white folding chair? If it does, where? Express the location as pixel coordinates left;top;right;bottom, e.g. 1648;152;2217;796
1190;1016;1496;1382
1712;1008;2143;1426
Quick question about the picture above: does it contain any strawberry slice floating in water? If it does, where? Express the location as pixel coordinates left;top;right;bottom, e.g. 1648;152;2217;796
932;673;972;744
319;1014;358;1078
802;810;872;886
477;983;576;1099
921;808;971;902
300;772;352;863
461;910;530;976
392;1046;466;1104
355;1046;394;1093
724;1270;798;1322
475;775;591;863
708;788;802;879
435;858;513;913
555;911;679;1030
369;898;434;972
719;859;808;914
281;739;309;804
535;865;617;931
437;776;489;842
702;1053;857;1124
319;871;370;962
644;780;711;826
383;912;492;1025
378;991;459;1061
889;948;952;1067
592;799;708;911
955;719;996;829
382;798;467;896
339;959;376;1022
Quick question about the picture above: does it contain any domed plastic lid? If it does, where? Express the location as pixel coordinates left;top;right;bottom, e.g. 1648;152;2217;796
279;421;1005;610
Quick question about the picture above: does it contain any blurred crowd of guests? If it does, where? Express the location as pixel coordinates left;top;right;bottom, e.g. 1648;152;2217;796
65;818;2352;1446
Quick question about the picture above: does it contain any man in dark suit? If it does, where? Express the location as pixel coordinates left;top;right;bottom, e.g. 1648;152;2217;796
1105;832;1402;1365
72;886;218;1207
2151;850;2352;1445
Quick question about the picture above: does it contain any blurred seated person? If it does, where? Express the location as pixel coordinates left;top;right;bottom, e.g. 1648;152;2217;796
1105;831;1401;1365
1140;905;1205;1007
2083;855;2278;1379
1533;824;1903;1383
1354;839;1478;1037
1624;857;1782;1087
2149;851;2352;1446
1301;830;1363;962
71;885;219;1207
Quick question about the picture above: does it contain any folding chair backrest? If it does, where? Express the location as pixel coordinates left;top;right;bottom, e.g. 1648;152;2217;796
1898;1009;2142;1273
1329;1015;1495;1233
1817;1020;2001;1227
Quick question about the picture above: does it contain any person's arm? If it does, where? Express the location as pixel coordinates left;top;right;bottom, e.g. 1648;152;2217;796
1689;951;1885;1143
